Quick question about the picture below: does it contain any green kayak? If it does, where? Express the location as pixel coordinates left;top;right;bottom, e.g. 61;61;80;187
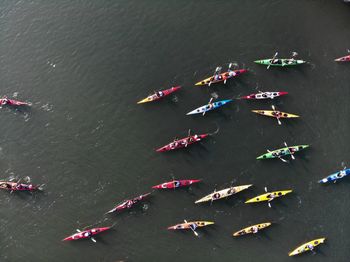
257;145;309;160
254;59;306;67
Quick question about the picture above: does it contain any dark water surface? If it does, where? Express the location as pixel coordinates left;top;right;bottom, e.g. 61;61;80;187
0;0;350;261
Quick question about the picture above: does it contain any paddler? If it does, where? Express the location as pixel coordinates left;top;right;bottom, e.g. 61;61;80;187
250;226;259;234
337;170;346;178
306;244;314;251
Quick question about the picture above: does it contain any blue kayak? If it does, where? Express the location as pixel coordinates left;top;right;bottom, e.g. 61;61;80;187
318;168;350;183
186;99;232;115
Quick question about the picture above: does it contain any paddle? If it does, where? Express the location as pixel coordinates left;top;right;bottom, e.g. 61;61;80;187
271;105;281;125
203;98;214;116
267;52;278;69
284;142;295;160
208;67;221;86
185;129;191;147
184;220;198;237
267;149;287;163
264;187;272;208
224;63;233;84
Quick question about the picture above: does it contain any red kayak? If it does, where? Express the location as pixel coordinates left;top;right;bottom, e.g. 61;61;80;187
0;181;41;192
335;55;350;62
0;98;30;106
240;91;288;100
156;134;208;152
152;179;201;189
106;192;151;214
63;227;111;241
137;86;181;104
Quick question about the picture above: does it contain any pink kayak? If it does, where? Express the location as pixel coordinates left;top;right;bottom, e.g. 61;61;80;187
106;192;151;214
0;98;30;106
137;86;181;104
156;134;208;152
63;227;111;241
335;55;350;62
0;181;41;192
152;179;201;189
240;91;288;100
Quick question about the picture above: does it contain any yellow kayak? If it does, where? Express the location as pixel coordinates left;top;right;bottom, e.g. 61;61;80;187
245;190;292;203
288;238;326;256
233;222;272;237
195;184;252;204
195;69;247;86
252;110;299;118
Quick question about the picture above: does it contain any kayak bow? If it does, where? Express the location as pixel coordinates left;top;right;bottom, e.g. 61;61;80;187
195;69;247;86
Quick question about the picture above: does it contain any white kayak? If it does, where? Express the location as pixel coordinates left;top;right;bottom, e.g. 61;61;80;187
186;99;232;115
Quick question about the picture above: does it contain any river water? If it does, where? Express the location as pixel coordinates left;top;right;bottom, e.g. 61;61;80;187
0;1;349;261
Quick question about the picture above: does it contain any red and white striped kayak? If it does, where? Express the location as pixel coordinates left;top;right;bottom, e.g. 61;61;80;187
0;98;30;106
335;55;350;62
137;86;181;104
240;91;288;100
156;134;208;152
152;179;201;189
106;192;151;214
63;227;111;241
0;181;41;192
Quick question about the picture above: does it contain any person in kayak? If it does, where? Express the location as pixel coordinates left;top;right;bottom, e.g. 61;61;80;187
212;193;221;200
189;223;197;231
84;231;92;238
337;170;346;178
1;96;9;105
214;74;222;81
250;226;259;234
227;187;236;195
157;91;164;97
306;244;314;251
174;181;180;188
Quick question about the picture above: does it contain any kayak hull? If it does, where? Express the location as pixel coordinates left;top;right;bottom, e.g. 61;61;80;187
168;221;214;230
106;193;151;214
152;179;201;189
334;55;350;62
254;59;306;67
252;110;299;118
245;190;292;203
137;86;181;104
195;184;253;204
156;134;208;152
257;145;309;160
195;69;247;86
288;238;326;256
318;168;350;183
241;91;288;100
63;227;111;241
233;222;272;237
186;99;232;115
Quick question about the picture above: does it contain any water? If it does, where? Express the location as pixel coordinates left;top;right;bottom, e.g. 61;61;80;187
0;0;349;261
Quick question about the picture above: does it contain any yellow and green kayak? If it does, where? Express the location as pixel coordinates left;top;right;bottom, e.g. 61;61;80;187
288;238;326;256
245;190;292;203
233;222;272;237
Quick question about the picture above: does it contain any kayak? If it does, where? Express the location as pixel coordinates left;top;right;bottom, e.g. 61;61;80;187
156;134;208;152
63;227;111;241
257;145;309;160
252;110;299;119
334;55;350;62
195;184;252;204
106;192;151;214
288;238;326;256
318;168;350;183
233;222;272;237
254;59;306;67
245;190;292;203
240;91;288;100
168;221;214;230
0;98;30;106
137;86;181;104
195;69;247;86
0;181;41;192
186;99;232;115
152;179;201;189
